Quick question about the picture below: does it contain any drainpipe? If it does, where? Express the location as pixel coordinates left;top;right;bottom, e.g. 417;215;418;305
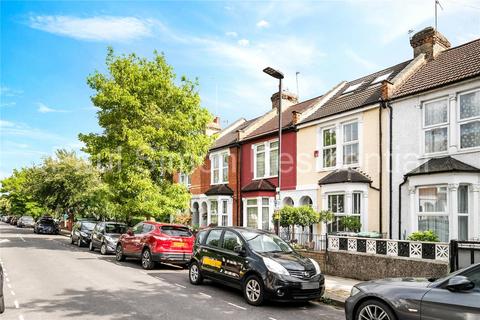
398;176;408;240
237;143;242;226
381;99;394;238
379;104;383;235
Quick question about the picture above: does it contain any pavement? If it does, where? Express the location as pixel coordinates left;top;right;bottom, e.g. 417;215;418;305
0;223;346;320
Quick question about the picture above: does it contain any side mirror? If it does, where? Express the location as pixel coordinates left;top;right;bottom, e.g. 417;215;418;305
446;276;475;292
234;245;246;256
126;229;134;236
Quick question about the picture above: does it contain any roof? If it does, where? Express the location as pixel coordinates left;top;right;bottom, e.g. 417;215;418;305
393;38;480;98
211;117;259;150
318;168;372;185
244;96;323;139
241;179;276;192
405;156;480;177
299;60;412;124
204;184;234;196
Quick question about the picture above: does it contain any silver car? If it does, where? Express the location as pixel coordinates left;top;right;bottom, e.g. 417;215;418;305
345;263;480;320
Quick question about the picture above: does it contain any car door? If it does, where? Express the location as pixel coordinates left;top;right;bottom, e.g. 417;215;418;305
94;223;105;247
199;229;224;279
123;223;143;255
217;230;248;287
420;266;480;320
72;222;81;241
139;223;154;252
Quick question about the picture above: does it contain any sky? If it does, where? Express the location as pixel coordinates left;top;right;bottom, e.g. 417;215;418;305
1;0;480;178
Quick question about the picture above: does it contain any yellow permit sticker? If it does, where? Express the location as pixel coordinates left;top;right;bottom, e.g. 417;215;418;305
202;256;222;268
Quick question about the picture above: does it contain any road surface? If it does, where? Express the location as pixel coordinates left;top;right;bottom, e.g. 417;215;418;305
0;223;345;320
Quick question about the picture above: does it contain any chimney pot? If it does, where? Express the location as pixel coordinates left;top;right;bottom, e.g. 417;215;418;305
410;27;451;60
271;90;298;110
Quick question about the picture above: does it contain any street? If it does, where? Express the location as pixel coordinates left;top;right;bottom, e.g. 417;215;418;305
0;223;344;320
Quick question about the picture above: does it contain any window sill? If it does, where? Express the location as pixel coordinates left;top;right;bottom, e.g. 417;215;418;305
253;175;278;180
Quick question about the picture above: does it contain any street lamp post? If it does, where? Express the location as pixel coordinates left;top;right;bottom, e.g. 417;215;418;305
263;67;284;235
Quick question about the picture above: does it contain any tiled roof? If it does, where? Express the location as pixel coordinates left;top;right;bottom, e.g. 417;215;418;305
405;156;480;177
244;96;323;139
205;184;234;196
318;169;372;185
299;60;411;124
241;179;276;192
393;38;480;98
211;117;259;150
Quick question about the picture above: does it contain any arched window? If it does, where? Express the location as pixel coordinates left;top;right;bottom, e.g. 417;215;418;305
283;197;294;207
299;196;313;207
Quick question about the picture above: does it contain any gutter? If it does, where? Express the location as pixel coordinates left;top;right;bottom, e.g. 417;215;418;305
378;103;383;235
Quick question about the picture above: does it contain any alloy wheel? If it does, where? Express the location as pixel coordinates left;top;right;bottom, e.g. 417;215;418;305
358;304;391;320
116;245;124;261
190;264;199;282
77;237;82;247
142;250;151;269
246;279;261;303
100;243;107;255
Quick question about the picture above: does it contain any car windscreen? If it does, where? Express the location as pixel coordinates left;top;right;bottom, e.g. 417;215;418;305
81;222;96;231
105;224;127;234
239;231;293;253
39;219;55;225
160;226;192;237
22;216;34;221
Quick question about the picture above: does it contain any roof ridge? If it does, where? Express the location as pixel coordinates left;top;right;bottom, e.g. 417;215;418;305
442;37;480;53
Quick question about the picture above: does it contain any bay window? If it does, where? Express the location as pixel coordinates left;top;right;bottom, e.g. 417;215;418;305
322;128;336;168
458;185;469;241
423;98;448;154
211;151;229;184
459;89;480;149
210;200;218;226
417;186;449;242
261;198;270;230
343;122;359;165
327;192;364;233
220;200;228;226
245;197;271;230
254;140;278;179
246;199;258;229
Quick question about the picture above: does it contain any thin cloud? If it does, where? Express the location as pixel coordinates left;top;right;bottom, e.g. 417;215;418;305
0;120;64;141
237;39;250;46
0;119;15;128
28;15;156;42
37;102;67;113
0;102;16;108
0;86;23;97
345;49;378;70
256;20;269;28
225;31;238;37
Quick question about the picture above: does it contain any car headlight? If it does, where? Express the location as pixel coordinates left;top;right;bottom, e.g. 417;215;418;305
80;231;88;237
104;236;114;244
309;258;321;275
350;286;361;297
263;257;289;276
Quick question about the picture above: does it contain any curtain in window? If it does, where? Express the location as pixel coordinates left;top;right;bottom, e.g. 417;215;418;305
262;198;270;230
221;200;228;226
425;127;448;153
424;99;448;126
222;154;229;182
418;215;449;242
460;121;480;148
210;200;218;225
212;156;220;183
247;199;258;228
458;185;469;241
269;142;278;177
419;187;447;212
460;91;480;119
256;145;265;177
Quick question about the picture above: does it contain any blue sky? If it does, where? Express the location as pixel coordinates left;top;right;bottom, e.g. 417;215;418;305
1;0;479;178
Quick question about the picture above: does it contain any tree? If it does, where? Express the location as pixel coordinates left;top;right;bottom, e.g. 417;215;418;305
275;206;334;239
79;48;213;222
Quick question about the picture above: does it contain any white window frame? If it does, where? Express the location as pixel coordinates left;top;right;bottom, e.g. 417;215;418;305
207;196;232;226
220;199;228;227
342;121;359;166
457;184;470;241
415;185;449;241
321;126;337;169
243;197;273;230
253;139;279;180
457;88;480;151
422;97;449;156
179;173;191;187
210;150;230;185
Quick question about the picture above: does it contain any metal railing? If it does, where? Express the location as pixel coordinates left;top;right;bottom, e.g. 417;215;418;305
450;240;480;271
280;231;327;251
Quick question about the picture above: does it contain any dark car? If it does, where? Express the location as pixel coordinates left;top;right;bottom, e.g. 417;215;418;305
17;216;35;228
189;227;324;306
33;217;59;234
9;216;18;226
116;222;194;269
345;263;480;320
89;222;127;255
0;263;4;313
70;221;96;247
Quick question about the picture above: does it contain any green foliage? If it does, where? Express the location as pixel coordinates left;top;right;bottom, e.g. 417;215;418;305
79;48;213;221
407;230;440;242
339;216;362;232
275;206;334;229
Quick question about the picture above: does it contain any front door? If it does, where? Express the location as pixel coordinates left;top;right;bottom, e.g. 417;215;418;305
421;266;480;320
199;229;224;279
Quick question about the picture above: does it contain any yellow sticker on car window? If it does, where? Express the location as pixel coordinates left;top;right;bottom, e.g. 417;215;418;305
202;256;222;268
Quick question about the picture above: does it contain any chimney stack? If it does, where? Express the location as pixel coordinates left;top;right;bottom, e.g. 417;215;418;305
410;27;451;60
206;116;222;136
270;90;298;110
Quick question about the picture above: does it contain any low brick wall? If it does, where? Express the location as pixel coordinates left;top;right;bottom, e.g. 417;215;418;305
325;251;449;281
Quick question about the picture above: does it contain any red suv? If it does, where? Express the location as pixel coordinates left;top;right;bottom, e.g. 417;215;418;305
115;221;194;270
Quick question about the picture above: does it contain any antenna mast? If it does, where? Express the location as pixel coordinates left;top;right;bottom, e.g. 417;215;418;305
295;71;300;100
435;0;444;31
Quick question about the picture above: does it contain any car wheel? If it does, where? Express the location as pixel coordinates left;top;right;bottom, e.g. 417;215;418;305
141;248;155;270
70;236;74;244
77;236;82;247
100;243;107;255
189;261;203;285
243;275;265;306
355;299;397;320
89;241;95;251
115;244;126;262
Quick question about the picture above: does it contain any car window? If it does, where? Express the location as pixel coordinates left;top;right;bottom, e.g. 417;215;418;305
105;223;127;234
196;230;207;245
132;223;144;235
160;226;192;237
81;222;96;231
222;231;242;251
464;267;480;292
239;230;293;253
205;229;222;247
142;224;154;234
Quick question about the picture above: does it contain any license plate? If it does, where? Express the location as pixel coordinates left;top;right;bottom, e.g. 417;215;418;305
301;282;320;290
172;242;185;248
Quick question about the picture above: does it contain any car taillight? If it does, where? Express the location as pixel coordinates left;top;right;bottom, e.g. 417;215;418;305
153;235;170;242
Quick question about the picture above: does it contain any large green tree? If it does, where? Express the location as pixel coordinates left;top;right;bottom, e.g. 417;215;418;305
79;48;213;222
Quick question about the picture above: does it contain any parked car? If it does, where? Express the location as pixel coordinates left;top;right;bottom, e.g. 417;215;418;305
0;263;4;314
34;216;59;234
9;216;18;226
115;222;194;270
17;216;35;228
188;227;324;306
70;221;96;247
345;262;480;320
1;216;12;223
89;222;128;255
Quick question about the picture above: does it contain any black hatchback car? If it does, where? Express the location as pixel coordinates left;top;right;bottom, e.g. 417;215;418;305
70;221;96;247
189;227;324;306
33;217;59;234
89;222;127;255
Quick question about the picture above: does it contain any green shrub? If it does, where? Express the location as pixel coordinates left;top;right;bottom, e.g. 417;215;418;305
340;216;362;232
407;230;440;242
